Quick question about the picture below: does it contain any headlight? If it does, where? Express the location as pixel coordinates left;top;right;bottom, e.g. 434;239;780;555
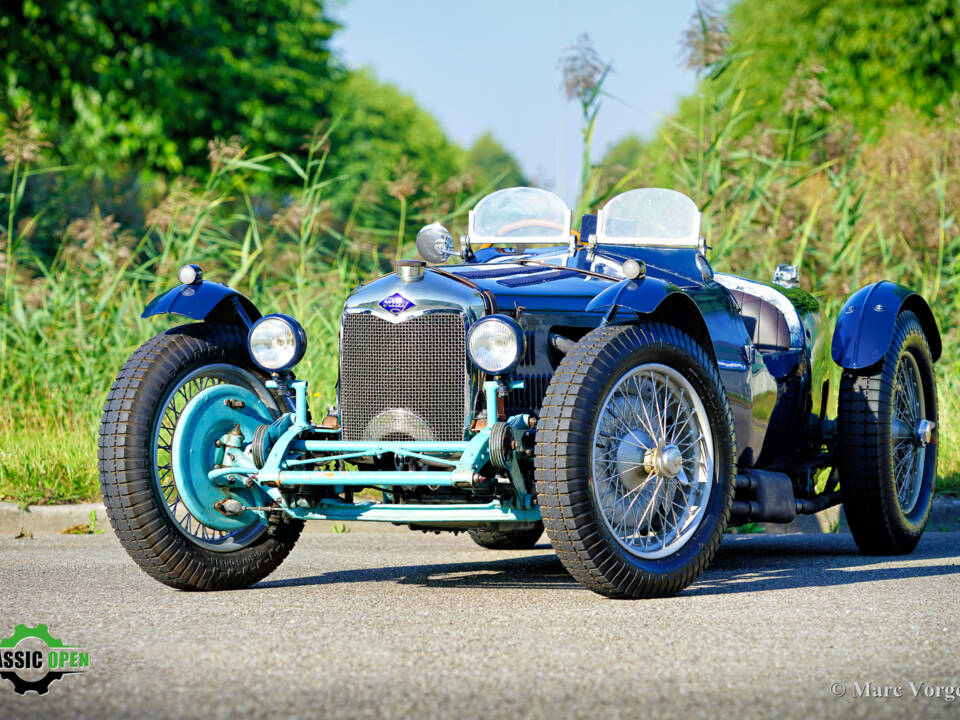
247;314;307;371
467;315;524;375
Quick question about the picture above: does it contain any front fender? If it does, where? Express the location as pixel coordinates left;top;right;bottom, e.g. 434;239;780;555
831;281;941;370
142;281;261;325
585;276;676;316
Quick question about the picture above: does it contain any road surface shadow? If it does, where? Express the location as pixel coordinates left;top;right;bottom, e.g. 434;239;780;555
686;532;960;596
254;533;960;595
255;544;578;590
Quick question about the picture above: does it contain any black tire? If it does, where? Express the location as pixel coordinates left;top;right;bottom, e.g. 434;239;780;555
535;323;736;598
468;522;544;550
837;311;937;555
98;322;303;591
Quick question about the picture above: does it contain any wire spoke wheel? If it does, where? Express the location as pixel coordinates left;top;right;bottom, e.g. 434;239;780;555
838;310;937;555
536;323;734;599
892;352;926;514
592;363;714;560
152;363;275;551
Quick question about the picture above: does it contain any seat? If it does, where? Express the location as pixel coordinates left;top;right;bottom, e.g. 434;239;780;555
728;289;791;353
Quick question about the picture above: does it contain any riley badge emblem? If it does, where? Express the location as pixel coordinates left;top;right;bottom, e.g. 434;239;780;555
379;293;415;315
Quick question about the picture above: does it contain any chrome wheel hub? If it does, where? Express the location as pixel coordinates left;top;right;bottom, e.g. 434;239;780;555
613;429;652;492
644;444;685;479
892;417;937;448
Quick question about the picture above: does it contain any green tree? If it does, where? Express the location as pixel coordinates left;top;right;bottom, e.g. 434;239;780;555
326;69;464;199
466;132;527;190
0;0;341;174
626;0;960;187
663;0;960;154
323;69;469;253
596;135;646;195
723;0;960;132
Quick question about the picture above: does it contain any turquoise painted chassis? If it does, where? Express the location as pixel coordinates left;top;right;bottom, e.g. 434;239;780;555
174;376;542;532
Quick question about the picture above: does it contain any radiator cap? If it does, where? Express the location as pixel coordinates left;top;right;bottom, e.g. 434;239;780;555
396;259;425;282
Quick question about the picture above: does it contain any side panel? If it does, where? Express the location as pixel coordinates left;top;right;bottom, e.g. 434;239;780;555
690;286;778;467
587;278;777;466
142;282;261;324
832;281;942;370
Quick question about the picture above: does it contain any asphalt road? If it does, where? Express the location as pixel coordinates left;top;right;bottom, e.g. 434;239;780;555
1;528;959;720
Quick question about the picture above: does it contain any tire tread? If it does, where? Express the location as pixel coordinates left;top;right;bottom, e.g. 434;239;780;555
98;323;303;591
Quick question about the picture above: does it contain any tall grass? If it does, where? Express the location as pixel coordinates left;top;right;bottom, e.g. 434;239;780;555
1;63;959;503
0;119;487;503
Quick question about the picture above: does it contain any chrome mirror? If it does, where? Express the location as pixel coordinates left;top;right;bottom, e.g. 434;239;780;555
773;263;799;288
416;223;456;264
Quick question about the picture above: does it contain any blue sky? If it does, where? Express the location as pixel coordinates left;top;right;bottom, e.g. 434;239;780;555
330;0;705;205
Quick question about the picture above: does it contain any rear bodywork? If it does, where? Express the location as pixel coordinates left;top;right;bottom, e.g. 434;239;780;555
832;281;941;369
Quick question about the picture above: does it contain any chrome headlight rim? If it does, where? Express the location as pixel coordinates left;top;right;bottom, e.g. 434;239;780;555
467;314;524;375
247;313;307;372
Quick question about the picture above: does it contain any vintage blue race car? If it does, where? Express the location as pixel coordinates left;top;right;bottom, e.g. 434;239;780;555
98;187;941;597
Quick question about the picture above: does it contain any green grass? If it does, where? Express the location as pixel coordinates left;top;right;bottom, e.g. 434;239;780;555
4;344;954;506
62;509;106;535
0;406;99;504
934;371;960;494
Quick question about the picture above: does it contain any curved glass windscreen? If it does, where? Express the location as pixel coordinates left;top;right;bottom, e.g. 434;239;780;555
597;188;701;246
469;187;572;244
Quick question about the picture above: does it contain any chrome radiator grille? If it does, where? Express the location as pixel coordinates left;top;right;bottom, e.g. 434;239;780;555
340;313;467;442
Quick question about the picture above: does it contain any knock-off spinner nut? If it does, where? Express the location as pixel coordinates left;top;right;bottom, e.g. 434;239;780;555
214;498;246;516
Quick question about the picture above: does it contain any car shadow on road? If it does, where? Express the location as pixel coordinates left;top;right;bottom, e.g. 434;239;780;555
254;543;580;591
254;534;960;595
686;532;960;596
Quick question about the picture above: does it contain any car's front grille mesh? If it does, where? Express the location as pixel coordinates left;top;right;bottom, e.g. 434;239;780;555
340;313;467;442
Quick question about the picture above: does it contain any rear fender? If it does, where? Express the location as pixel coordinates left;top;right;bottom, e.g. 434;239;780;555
831;282;941;370
142;282;261;328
